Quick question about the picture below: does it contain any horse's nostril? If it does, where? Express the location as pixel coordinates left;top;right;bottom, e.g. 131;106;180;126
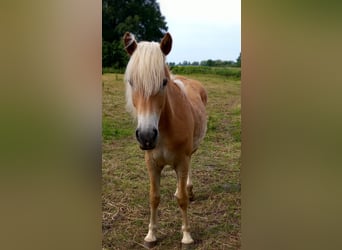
152;128;158;139
135;129;140;139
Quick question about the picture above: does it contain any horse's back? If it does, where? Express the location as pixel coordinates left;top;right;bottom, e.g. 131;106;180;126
173;75;207;106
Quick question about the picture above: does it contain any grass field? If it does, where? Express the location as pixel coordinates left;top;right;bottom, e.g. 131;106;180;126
102;73;241;249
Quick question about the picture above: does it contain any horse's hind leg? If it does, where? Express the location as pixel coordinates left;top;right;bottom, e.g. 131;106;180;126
187;163;194;201
176;160;194;201
175;157;194;245
144;153;161;247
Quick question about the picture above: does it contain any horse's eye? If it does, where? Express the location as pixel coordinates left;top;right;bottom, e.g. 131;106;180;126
128;80;133;86
162;79;168;87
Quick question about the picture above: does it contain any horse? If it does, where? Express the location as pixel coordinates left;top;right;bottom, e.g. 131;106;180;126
123;32;207;247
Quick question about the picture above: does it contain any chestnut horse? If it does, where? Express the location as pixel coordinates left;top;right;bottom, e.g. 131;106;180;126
123;32;207;246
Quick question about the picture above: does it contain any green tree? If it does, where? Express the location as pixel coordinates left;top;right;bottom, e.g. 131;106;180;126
103;0;168;68
206;59;214;67
200;60;207;66
236;52;241;67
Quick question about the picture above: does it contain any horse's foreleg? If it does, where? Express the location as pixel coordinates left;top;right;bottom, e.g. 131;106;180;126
175;158;194;245
144;154;161;246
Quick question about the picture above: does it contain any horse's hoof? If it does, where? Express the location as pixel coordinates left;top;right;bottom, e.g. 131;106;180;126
144;240;157;248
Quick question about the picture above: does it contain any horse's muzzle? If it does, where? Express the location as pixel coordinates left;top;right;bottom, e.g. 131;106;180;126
135;127;158;150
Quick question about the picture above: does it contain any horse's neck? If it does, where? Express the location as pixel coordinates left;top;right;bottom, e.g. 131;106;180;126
160;82;176;124
160;80;187;127
159;81;175;125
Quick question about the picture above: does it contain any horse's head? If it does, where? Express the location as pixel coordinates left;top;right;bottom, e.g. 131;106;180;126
123;32;172;150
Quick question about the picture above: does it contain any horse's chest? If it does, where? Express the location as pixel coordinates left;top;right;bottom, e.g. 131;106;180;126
151;147;175;166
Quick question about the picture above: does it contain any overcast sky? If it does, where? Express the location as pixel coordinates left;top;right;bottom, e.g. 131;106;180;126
157;0;241;63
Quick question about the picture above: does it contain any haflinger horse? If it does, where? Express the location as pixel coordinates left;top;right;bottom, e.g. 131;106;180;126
123;32;207;247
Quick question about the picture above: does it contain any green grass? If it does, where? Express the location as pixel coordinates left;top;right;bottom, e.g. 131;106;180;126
102;73;241;249
102;67;125;74
102;118;133;140
170;66;241;79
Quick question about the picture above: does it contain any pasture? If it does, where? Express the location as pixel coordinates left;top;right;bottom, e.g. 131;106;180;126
102;72;241;249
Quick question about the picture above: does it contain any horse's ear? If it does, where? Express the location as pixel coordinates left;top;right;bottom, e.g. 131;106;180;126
123;32;137;55
160;32;172;55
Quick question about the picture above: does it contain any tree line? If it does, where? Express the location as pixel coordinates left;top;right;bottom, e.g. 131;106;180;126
168;55;241;68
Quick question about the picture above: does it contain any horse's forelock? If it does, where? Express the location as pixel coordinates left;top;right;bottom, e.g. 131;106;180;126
124;42;167;98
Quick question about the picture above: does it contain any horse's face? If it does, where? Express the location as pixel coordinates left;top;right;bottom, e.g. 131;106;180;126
132;78;168;150
124;32;172;150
